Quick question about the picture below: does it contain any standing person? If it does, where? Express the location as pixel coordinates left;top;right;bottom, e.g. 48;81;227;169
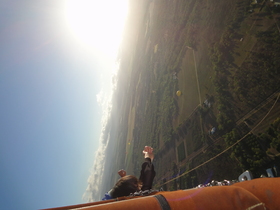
102;146;156;200
139;146;155;191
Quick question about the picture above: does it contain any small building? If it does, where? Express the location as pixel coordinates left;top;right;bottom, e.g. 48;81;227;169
203;99;211;108
210;127;216;134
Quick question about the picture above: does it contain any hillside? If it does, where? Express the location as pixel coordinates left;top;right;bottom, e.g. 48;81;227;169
113;0;280;190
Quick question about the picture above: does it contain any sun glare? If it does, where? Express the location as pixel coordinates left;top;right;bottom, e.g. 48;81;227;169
64;0;128;57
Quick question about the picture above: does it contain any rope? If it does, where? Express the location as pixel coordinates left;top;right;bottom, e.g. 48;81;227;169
158;93;280;187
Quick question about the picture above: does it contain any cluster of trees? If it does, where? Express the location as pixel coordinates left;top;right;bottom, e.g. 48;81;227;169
224;118;280;177
207;0;257;131
234;27;280;106
156;76;178;144
209;43;235;131
261;118;280;157
177;142;186;162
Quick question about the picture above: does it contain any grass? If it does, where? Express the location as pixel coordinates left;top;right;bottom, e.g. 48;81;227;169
176;49;200;126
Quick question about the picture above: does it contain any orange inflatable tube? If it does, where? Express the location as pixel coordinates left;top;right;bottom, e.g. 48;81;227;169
234;178;279;210
43;178;280;210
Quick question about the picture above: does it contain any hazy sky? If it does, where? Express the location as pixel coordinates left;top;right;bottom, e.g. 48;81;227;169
0;0;127;209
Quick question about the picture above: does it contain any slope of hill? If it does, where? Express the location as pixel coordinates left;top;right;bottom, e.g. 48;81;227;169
112;0;280;190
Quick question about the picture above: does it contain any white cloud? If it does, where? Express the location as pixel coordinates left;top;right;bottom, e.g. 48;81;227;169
83;63;119;202
83;102;112;201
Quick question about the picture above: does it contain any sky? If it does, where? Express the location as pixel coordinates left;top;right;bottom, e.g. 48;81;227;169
0;0;127;209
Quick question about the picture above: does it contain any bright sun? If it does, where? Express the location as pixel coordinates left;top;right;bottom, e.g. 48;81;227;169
64;0;128;57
